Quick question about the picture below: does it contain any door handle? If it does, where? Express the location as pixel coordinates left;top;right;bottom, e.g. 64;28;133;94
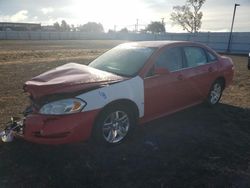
208;67;214;72
177;74;184;80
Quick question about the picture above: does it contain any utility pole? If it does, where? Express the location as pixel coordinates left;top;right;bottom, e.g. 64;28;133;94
227;3;240;52
161;18;165;25
161;17;166;33
135;19;139;32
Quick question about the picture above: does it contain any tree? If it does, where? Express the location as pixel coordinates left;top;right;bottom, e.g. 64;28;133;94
119;28;129;33
108;29;115;33
61;20;70;31
53;22;60;31
78;22;104;33
170;0;205;33
71;24;76;32
145;21;165;34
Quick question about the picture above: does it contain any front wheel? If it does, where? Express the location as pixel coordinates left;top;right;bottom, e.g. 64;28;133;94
207;80;224;106
93;105;135;145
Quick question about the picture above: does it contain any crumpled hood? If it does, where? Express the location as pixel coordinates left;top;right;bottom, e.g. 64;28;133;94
24;63;126;99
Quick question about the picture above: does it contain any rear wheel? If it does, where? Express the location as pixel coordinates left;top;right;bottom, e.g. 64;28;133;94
207;80;223;106
93;105;135;145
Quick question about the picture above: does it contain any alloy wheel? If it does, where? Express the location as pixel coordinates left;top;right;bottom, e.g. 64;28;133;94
210;83;222;105
102;110;130;143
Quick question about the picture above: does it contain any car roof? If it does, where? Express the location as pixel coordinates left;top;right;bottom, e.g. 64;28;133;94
120;40;202;48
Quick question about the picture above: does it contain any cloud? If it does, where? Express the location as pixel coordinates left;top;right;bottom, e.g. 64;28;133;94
10;10;28;22
41;7;54;15
0;0;249;32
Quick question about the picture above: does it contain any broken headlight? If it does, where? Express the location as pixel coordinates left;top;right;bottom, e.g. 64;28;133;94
39;98;86;115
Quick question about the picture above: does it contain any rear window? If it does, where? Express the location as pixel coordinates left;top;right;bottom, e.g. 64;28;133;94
184;47;207;67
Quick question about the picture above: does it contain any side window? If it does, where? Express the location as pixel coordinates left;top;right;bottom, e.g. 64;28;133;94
207;51;217;62
184;47;207;67
156;47;183;72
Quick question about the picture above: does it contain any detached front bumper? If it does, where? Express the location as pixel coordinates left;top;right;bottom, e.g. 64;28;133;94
19;110;99;145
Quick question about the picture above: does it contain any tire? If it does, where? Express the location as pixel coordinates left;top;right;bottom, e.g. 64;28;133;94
207;80;224;106
93;105;135;145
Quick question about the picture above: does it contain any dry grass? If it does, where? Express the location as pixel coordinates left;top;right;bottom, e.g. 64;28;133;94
221;55;250;108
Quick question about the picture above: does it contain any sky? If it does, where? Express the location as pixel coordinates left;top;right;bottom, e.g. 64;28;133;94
0;0;249;32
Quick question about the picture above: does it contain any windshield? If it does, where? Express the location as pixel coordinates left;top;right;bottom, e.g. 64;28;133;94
89;45;155;77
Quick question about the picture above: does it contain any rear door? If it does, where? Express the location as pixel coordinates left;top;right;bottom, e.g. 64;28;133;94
182;46;219;100
143;47;197;122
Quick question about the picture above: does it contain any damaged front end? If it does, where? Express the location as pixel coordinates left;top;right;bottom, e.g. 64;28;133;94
1;117;25;142
1;63;126;144
1;105;32;142
0;90;97;144
1;89;36;143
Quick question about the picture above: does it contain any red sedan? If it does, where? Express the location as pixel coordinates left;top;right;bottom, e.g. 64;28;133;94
2;41;234;145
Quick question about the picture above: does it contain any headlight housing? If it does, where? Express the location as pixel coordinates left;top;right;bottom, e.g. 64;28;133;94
39;98;86;115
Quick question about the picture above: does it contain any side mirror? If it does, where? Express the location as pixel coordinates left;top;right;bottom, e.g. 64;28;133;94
154;67;169;75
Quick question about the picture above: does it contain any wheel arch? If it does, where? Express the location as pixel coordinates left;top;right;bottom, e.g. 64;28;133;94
206;76;225;106
90;98;140;138
98;99;139;120
215;76;226;90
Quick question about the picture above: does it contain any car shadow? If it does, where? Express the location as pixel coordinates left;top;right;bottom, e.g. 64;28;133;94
1;103;250;187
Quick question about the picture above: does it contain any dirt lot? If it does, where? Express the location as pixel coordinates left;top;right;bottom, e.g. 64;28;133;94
0;40;249;188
